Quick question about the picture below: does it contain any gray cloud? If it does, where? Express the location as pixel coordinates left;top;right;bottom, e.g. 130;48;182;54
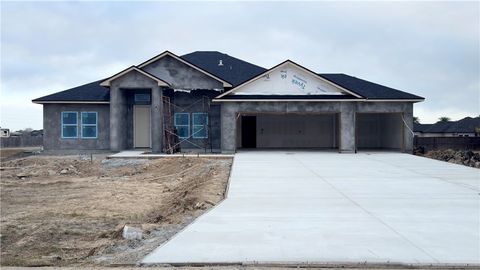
1;1;478;130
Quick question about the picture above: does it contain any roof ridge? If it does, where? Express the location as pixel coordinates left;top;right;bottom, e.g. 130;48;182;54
182;51;267;70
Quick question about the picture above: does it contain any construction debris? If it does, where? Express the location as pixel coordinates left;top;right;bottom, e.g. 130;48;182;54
417;149;480;168
122;226;143;240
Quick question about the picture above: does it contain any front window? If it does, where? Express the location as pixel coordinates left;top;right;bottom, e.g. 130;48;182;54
192;113;208;138
61;112;78;138
134;93;150;104
81;112;97;138
174;113;189;139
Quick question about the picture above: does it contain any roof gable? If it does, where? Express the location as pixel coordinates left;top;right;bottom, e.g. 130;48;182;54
216;60;363;99
100;66;170;87
138;51;232;87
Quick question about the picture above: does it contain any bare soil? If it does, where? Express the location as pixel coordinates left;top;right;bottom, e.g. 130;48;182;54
0;155;232;267
0;147;41;162
1;266;473;270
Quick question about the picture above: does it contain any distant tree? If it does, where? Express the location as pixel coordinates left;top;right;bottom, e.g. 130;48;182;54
413;116;420;124
438;117;451;122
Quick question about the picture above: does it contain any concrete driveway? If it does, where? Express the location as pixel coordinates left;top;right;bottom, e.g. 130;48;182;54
143;152;479;265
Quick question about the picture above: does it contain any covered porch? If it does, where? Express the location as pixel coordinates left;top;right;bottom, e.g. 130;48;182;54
101;67;167;153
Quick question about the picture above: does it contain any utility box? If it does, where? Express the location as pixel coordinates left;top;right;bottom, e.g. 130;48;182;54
0;128;10;138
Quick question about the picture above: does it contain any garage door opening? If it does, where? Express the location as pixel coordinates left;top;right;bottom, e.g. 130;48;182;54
356;113;403;151
237;113;339;150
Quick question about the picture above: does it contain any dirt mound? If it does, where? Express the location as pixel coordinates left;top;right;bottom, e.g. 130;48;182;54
418;149;480;168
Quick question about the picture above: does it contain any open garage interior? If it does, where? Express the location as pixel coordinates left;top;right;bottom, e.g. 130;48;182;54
236;113;339;149
356;113;403;151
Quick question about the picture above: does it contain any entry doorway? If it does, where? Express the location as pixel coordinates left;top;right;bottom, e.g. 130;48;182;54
133;105;151;148
241;116;257;148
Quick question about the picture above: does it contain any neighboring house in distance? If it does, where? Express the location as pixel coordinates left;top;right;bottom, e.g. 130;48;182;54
414;117;480;137
413;123;433;137
33;50;424;153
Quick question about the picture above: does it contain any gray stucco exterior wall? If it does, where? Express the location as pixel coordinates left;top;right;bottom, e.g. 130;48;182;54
143;55;223;90
219;101;414;153
110;70;161;151
107;59;225;152
43;104;110;151
42;99;413;153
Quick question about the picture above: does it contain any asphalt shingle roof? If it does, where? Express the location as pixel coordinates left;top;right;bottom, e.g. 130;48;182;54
318;73;424;100
33;51;424;102
181;51;266;87
32;80;109;102
447;117;480;133
413;123;433;133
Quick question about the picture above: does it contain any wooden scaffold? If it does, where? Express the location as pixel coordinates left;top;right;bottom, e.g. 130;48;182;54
162;95;213;154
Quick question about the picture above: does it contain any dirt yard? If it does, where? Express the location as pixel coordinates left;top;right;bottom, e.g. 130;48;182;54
2;267;467;270
0;147;41;161
0;154;232;267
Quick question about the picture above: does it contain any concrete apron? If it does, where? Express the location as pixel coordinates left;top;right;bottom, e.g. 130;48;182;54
142;151;480;266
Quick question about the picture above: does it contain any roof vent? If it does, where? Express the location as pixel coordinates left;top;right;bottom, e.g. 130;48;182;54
218;60;223;66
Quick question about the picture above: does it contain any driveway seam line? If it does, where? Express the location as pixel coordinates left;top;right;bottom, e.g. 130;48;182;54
291;154;440;263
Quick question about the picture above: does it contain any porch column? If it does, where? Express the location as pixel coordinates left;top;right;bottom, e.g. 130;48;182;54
151;86;163;153
110;86;127;151
340;102;355;152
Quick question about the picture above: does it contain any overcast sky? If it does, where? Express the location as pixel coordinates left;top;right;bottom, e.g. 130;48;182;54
1;1;479;131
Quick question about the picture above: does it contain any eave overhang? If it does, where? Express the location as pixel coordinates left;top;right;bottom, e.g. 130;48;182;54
99;66;170;87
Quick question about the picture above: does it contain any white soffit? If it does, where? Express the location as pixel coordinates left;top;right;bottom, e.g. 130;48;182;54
232;62;346;96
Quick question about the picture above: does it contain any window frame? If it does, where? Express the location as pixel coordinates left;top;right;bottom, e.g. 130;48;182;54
174;112;190;139
134;93;151;104
61;111;78;139
192;112;208;139
81;111;98;139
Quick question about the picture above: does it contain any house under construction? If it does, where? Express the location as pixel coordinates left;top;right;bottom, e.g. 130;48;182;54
32;50;424;153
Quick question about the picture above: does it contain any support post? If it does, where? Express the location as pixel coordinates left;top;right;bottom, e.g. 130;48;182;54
110;86;126;151
151;86;163;153
220;103;236;153
402;105;414;153
340;102;356;152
